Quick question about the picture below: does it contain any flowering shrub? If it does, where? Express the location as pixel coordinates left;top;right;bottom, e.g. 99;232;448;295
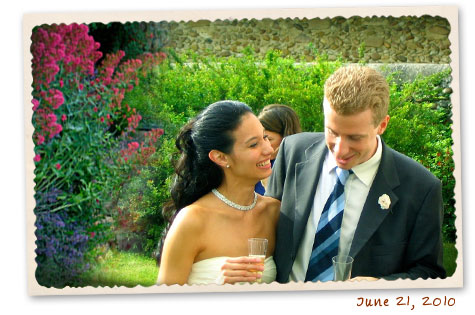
113;137;175;256
31;23;165;287
119;129;164;165
35;211;91;287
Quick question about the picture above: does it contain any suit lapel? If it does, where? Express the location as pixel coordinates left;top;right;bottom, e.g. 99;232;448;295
349;143;400;258
293;140;327;250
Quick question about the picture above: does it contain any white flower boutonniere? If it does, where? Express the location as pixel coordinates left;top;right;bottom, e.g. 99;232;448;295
378;194;391;210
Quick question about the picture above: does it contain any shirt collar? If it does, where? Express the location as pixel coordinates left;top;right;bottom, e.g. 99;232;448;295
351;135;382;186
324;135;382;186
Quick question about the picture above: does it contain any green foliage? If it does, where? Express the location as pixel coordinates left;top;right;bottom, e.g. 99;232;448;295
383;69;456;242
113;137;175;256
124;49;341;132
358;42;366;64
121;48;456;249
443;242;457;277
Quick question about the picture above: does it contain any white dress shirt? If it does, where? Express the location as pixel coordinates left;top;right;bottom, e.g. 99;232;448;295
289;136;382;282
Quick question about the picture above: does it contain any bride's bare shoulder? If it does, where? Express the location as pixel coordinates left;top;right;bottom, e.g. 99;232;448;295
259;195;281;215
169;201;211;233
174;202;208;221
260;195;281;207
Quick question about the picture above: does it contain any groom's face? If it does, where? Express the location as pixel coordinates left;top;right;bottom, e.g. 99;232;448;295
323;99;389;170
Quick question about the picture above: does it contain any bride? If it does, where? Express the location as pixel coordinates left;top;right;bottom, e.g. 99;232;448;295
157;100;280;285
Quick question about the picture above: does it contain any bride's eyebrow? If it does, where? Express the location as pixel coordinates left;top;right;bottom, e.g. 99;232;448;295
245;136;258;144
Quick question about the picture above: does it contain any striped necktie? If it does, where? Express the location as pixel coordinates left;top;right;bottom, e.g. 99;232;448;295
305;167;352;282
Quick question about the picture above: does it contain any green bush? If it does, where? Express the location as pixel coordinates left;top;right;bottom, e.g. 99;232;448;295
125;49;341;132
122;49;456;248
112;137;175;256
384;69;455;242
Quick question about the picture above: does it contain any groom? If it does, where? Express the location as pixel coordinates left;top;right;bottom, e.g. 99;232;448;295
266;65;446;282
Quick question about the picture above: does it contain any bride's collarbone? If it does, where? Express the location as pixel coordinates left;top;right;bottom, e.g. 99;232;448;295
216;210;269;227
205;218;270;236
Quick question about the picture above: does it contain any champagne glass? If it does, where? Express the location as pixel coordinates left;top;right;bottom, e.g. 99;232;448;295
248;238;268;283
332;255;354;281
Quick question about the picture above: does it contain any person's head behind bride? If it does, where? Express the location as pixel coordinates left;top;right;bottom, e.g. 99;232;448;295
158;100;280;286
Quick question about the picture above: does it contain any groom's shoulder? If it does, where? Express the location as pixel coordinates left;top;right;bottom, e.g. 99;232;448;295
384;144;440;184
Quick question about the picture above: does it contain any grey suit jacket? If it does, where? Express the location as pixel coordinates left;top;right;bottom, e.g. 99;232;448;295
266;132;446;282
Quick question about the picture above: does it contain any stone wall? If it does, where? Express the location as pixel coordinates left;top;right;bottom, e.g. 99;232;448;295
160;15;451;64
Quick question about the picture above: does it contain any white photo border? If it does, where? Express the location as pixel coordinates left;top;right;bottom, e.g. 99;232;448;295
23;5;462;296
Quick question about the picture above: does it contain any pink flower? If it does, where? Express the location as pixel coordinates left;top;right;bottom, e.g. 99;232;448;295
105;67;114;77
46;113;57;126
55;163;61;170
50;89;64;109
79;83;84;90
100;117;105;123
37;134;45;145
34;154;41;163
93;107;98;112
54;124;63;135
90;232;96;238
128;142;139;150
32;99;40;111
61;114;67;121
59;79;64;88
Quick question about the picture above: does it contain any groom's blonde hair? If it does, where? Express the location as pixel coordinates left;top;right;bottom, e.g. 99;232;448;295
324;65;389;126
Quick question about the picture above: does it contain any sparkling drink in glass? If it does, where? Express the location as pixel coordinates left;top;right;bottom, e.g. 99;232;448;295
248;238;268;283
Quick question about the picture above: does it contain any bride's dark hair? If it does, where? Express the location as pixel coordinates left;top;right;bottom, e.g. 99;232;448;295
164;100;253;216
156;101;253;263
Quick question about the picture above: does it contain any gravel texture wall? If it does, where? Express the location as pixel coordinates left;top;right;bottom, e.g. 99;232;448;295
157;15;451;64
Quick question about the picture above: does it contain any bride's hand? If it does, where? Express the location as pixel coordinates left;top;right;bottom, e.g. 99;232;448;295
217;256;265;284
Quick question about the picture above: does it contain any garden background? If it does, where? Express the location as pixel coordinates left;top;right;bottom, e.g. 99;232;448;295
30;15;457;289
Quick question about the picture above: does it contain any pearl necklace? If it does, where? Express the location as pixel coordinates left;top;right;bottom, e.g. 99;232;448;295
211;189;258;211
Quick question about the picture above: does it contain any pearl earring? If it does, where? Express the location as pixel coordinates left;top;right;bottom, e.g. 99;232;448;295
226;165;230;168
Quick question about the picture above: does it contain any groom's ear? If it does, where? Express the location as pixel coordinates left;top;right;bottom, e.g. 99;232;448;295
208;150;228;168
376;115;390;135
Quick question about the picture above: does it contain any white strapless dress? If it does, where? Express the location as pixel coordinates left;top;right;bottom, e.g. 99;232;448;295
187;256;277;285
